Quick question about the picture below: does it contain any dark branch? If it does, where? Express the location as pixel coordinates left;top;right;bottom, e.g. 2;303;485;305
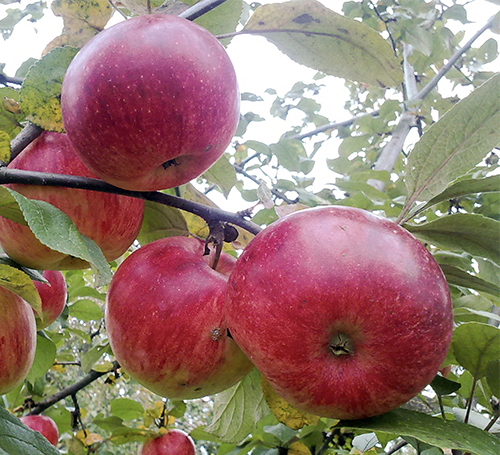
28;362;120;415
180;0;227;21
10;123;44;161
0;167;262;235
0;73;23;86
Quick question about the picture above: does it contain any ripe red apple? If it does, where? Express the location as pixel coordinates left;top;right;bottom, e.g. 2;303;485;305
0;286;36;395
20;415;59;446
33;270;67;330
61;14;240;192
225;206;453;420
0;132;144;270
139;429;195;455
105;236;253;399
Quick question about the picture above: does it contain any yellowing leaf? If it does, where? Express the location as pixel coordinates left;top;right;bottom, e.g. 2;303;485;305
0;130;10;163
288;441;312;455
76;430;103;446
261;377;320;430
0;264;42;316
243;0;403;87
44;0;112;53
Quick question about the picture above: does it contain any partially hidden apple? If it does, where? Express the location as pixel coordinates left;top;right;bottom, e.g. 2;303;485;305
0;286;36;395
0;132;145;270
61;14;240;192
33;270;67;330
20;414;59;446
105;236;253;399
225;206;453;420
139;429;195;455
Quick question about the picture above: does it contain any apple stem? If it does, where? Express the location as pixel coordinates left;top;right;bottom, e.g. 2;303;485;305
329;333;354;356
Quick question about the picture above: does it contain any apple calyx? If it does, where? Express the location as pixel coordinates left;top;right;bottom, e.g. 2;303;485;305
329;333;355;356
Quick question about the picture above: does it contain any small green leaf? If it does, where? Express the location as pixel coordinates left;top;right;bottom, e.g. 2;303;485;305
202;155;237;198
137;201;189;246
337;408;500;455
405;214;500;265
243;0;403;87
8;188;112;285
405;73;500;205
439;264;500;296
80;341;110;373
0;185;27;225
486;359;500;397
27;334;57;382
0;407;60;454
192;0;242;39
19;46;79;132
429;374;461;397
0;264;42;315
206;369;270;443
270;138;311;173
452;322;500;379
110;398;145;421
69;299;104;322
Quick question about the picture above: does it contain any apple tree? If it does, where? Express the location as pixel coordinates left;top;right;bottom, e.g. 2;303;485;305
0;0;499;454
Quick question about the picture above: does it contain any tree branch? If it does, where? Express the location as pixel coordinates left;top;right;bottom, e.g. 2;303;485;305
179;0;227;21
0;167;262;235
28;362;120;415
10;123;44;161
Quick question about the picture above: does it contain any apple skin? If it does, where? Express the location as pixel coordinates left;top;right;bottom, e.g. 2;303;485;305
20;415;59;446
0;286;36;395
139;429;195;455
105;236;253;399
0;132;144;270
61;14;240;192
33;270;67;330
225;206;453;420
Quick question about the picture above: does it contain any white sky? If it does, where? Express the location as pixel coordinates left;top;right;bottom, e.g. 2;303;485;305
0;0;498;211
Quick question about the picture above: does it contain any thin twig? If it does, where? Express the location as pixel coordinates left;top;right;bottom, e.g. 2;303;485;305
9;123;44;161
180;0;227;21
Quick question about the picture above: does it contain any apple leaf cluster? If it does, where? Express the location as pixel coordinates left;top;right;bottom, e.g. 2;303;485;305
0;0;499;454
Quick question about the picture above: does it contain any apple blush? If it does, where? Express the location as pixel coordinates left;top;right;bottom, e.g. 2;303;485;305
225;206;453;420
61;14;240;192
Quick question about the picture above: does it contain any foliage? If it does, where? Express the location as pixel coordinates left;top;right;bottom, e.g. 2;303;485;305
0;0;499;454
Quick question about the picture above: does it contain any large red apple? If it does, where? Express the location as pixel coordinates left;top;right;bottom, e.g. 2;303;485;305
61;14;240;192
139;429;195;455
105;236;253;399
225;206;453;420
0;286;36;395
0;132;144;270
20;414;59;446
33;270;67;330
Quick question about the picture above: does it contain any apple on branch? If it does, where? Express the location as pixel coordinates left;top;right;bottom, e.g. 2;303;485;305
0;286;36;395
225;206;453;420
33;270;67;330
139;429;195;455
61;14;240;192
105;236;253;399
0;132;144;270
20;414;59;447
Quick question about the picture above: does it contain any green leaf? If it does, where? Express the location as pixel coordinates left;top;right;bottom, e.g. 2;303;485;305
429;374;461;396
440;264;500;296
0;87;24;139
19;46;79;132
137;201;189;246
27;334;57;382
80;341;110;373
0;264;42;315
205;369;270;443
405;73;500;205
408;175;500;219
486;358;500;397
192;0;242;39
270;138;313;174
0;407;60;455
110;398;145;421
0;185;27;225
337;408;500;455
452;322;500;379
202;155;238;198
8;188;113;285
243;0;402;87
69;299;104;322
405;214;500;265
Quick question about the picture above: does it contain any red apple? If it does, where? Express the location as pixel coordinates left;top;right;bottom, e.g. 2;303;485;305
33;270;67;330
61;14;240;192
139;429;195;455
0;286;36;395
105;236;253;399
20;415;59;446
0;132;144;270
225;206;453;420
